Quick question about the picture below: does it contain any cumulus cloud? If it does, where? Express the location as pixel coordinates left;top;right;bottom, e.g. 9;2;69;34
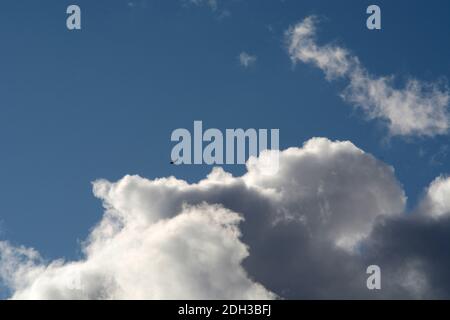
417;175;450;220
239;52;257;68
363;208;450;298
1;138;450;299
0;204;274;300
286;16;450;137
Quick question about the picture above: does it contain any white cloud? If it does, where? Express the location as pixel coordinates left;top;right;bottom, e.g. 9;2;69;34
286;16;450;137
1;137;424;299
2;138;450;299
418;175;450;219
287;17;353;79
0;204;274;300
239;52;257;68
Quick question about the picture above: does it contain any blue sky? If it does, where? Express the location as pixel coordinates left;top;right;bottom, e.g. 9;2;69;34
0;0;449;291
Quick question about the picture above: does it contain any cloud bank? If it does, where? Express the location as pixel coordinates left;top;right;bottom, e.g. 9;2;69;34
1;138;450;299
0;204;273;300
286;16;450;137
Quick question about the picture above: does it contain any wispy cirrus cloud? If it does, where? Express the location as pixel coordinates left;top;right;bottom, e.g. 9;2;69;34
286;16;450;138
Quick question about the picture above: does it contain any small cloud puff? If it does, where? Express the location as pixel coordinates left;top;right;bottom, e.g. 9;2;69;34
239;52;257;68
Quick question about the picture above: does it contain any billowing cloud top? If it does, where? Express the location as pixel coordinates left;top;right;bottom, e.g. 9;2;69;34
2;138;450;299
